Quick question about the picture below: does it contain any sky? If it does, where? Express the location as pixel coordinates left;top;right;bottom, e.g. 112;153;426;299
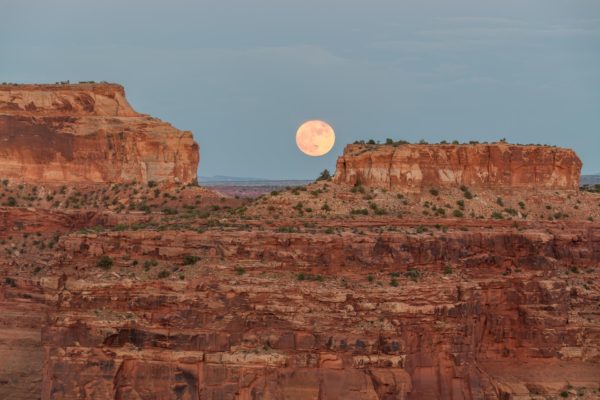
1;0;599;179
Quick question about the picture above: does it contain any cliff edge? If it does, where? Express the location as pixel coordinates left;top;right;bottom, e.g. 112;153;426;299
0;83;199;184
333;142;582;192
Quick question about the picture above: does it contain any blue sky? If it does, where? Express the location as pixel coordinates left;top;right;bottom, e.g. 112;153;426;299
1;0;599;178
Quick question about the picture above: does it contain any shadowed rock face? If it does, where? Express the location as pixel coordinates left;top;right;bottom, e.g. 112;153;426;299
333;143;582;192
0;84;199;184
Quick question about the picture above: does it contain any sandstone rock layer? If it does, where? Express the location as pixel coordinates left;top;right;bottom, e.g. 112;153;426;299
333;143;582;192
0;83;199;184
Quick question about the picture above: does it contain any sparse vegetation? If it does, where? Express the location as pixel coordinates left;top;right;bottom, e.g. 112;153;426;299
183;255;200;265
460;186;473;199
158;269;171;279
405;268;421;281
234;266;246;275
491;211;504;220
96;255;113;270
452;209;464;218
316;169;331;181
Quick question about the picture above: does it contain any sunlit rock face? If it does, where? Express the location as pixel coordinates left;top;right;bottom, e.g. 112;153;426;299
334;143;582;192
0;83;199;184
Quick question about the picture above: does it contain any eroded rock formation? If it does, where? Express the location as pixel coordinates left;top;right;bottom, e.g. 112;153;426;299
333;143;582;192
0;83;199;184
1;219;598;399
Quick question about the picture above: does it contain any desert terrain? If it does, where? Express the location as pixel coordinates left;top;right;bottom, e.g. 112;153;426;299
0;83;598;399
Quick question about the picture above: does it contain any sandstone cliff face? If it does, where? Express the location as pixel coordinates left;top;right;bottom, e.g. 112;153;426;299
10;222;600;400
0;83;199;184
333;143;582;192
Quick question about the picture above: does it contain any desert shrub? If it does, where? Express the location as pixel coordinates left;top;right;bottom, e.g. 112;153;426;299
429;188;439;196
405;268;421;281
350;208;369;215
369;202;386;215
351;185;365;194
452;209;464;218
491;211;504;220
277;226;297;233
157;269;171;279
553;212;568;220
296;273;323;282
234;266;245;275
96;255;113;270
443;265;453;275
183;255;200;265
496;197;504;206
518;201;526;209
143;259;158;271
316;169;331;181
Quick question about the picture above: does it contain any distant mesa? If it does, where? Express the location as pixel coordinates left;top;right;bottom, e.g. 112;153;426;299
0;82;199;184
333;141;582;192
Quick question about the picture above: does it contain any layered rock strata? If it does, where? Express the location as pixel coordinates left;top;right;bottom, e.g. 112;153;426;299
0;217;598;399
0;83;199;184
333;143;582;192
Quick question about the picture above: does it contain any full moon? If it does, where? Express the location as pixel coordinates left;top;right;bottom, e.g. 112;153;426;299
295;120;335;157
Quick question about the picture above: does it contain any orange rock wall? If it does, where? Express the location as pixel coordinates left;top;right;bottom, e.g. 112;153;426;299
0;84;199;184
333;144;582;192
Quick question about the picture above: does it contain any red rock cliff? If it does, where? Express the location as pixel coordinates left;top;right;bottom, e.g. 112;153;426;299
333;143;582;192
0;83;199;184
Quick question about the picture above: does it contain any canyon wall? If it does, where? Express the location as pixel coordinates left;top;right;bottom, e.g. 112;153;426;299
333;143;582;192
0;83;199;184
4;222;596;399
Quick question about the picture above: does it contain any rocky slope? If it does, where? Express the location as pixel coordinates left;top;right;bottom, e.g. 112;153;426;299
1;213;599;399
333;143;582;192
0;83;199;184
